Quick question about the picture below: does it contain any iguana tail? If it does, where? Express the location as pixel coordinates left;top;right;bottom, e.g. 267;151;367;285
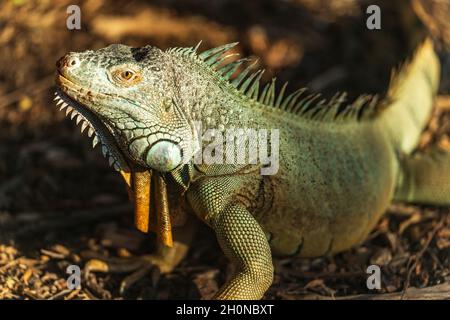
379;39;450;206
377;38;440;154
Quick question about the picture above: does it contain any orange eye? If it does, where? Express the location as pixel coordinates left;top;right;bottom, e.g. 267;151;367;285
111;68;141;86
121;70;134;80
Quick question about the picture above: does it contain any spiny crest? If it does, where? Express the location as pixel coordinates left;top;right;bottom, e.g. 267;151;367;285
386;42;425;100
166;41;202;57
169;42;379;122
53;91;129;172
372;39;433;116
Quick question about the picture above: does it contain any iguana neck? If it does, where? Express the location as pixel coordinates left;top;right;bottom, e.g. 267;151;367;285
170;54;267;135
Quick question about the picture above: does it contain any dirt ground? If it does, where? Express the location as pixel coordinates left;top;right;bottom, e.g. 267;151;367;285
0;0;449;299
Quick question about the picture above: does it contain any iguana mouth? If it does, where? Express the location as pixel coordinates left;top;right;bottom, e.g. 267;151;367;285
54;74;174;247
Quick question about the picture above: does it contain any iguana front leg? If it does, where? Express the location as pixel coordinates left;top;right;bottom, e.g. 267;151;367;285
211;203;274;299
188;177;274;300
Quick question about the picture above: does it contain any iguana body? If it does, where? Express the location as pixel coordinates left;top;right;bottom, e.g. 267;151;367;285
54;38;448;299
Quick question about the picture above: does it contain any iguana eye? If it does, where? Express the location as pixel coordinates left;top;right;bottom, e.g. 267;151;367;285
121;70;134;80
111;68;141;86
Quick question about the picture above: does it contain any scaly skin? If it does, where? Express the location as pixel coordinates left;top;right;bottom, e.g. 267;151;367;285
54;38;449;299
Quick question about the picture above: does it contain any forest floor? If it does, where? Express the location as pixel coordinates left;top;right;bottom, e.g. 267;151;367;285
0;0;449;299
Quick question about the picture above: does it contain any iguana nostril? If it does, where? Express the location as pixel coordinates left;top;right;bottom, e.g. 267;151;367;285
56;55;80;70
67;57;80;68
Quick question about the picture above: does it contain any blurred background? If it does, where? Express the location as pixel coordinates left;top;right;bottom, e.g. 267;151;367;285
0;0;449;299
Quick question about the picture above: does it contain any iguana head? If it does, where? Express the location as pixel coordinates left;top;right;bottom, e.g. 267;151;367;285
55;44;205;246
55;44;199;173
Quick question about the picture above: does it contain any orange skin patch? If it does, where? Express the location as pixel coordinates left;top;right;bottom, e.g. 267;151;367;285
154;173;173;247
132;170;152;234
122;169;173;247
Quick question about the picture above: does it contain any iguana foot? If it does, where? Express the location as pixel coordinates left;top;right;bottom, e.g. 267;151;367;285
85;254;178;294
85;220;197;295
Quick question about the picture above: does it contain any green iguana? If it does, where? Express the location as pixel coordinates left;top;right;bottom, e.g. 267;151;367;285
54;37;448;299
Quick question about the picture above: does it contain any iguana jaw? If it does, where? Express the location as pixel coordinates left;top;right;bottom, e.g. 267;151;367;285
55;75;130;173
55;74;173;247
